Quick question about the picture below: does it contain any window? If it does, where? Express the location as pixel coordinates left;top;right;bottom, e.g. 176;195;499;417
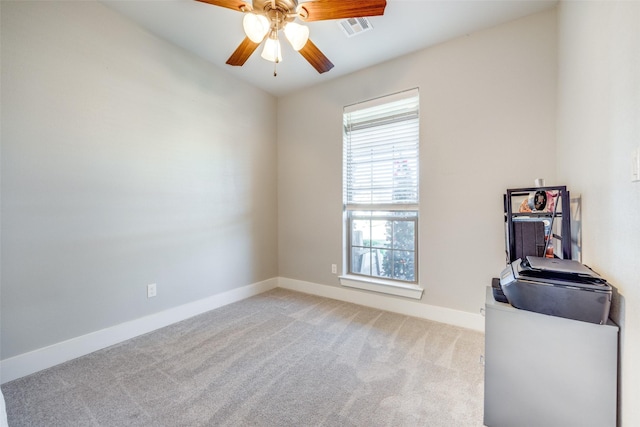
342;89;420;296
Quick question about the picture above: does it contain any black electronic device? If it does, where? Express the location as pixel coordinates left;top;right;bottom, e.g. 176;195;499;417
491;277;508;303
499;256;612;324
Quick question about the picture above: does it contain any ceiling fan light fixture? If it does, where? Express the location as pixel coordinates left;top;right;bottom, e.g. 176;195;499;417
284;22;309;51
201;0;388;74
242;13;269;43
261;34;282;63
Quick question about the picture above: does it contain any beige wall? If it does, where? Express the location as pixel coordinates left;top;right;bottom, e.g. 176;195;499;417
277;9;558;314
557;1;640;424
1;1;278;359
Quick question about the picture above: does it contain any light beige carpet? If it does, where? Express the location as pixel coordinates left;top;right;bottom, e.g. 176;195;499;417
2;288;485;426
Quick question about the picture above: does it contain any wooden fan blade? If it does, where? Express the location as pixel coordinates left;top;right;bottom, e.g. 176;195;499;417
195;0;251;13
299;39;334;74
226;37;260;66
298;0;386;22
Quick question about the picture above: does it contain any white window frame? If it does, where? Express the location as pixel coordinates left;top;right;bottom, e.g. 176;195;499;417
341;89;423;299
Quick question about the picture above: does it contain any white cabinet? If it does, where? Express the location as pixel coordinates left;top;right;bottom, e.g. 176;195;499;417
484;287;618;427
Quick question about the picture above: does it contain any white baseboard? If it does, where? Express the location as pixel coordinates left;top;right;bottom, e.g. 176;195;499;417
0;278;278;384
1;277;483;385
277;277;485;332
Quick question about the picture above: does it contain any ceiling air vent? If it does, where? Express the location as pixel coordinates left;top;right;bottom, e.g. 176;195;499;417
338;17;373;38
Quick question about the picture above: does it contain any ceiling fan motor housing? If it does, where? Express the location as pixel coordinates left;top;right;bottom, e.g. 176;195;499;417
253;0;298;23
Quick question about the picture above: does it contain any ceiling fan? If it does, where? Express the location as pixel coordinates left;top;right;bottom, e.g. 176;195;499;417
195;0;387;74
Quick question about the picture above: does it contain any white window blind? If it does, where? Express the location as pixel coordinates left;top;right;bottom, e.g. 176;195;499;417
343;89;419;209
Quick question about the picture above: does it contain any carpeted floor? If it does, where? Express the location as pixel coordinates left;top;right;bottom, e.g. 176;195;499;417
1;288;485;426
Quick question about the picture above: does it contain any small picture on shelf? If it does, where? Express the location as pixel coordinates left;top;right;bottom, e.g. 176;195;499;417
518;190;558;213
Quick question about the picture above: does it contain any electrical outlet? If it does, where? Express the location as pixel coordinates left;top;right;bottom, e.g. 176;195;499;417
331;264;337;274
147;283;157;298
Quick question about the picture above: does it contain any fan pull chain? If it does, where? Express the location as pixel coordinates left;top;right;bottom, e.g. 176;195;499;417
273;10;279;76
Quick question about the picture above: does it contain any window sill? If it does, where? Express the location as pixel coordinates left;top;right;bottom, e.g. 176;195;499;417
339;275;424;300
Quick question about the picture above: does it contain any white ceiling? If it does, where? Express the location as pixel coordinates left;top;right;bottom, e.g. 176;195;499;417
101;0;557;97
